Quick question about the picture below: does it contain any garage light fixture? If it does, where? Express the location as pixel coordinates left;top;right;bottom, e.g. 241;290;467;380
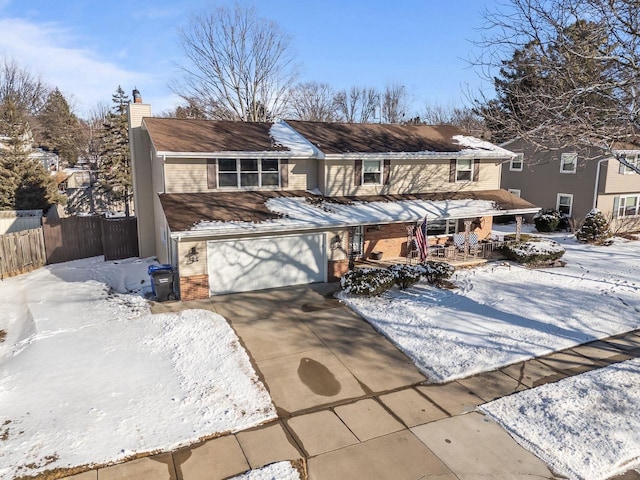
187;246;199;264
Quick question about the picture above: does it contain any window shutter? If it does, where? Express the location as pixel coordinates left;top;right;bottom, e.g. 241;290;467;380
206;159;217;189
473;159;480;182
280;159;289;188
354;159;362;186
449;159;456;183
383;159;391;185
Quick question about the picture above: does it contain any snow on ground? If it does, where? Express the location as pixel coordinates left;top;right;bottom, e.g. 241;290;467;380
0;256;277;479
338;228;640;383
481;358;640;480
230;461;302;480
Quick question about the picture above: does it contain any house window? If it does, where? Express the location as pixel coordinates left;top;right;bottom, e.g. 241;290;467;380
510;154;523;171
218;159;280;188
363;160;382;185
619;154;640;174
508;188;521;197
424;218;457;236
456;159;473;182
560;153;577;173
615;195;640;217
556;193;573;216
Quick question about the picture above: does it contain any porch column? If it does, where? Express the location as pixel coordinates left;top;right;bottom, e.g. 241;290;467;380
515;215;523;242
463;220;472;258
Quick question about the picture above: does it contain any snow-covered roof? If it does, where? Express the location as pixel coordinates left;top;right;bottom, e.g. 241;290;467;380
159;190;539;239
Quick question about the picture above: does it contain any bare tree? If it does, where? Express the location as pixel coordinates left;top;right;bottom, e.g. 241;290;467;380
288;82;338;121
0;57;49;116
334;86;380;123
474;0;640;164
423;102;490;137
381;82;411;123
174;4;298;121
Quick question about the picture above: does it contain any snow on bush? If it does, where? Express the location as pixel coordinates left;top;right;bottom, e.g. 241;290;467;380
420;260;455;285
503;238;566;265
340;268;396;296
576;208;612;245
388;264;424;290
533;208;562;232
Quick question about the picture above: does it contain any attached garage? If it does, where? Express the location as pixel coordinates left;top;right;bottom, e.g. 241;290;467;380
207;233;327;295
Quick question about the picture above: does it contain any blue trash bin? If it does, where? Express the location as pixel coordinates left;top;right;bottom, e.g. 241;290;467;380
148;264;175;301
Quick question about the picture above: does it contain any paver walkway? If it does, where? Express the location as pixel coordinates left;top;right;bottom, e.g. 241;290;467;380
61;283;640;480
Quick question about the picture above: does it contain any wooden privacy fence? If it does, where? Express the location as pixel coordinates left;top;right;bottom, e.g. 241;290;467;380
0;228;46;279
43;216;139;264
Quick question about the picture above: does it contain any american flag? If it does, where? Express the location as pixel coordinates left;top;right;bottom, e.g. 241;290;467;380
415;216;429;261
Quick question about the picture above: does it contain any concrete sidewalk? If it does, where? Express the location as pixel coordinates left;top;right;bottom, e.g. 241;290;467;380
62;284;640;480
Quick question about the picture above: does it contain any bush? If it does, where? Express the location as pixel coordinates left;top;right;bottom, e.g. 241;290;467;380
388;264;424;290
533;209;562;232
503;239;566;265
576;209;612;245
340;268;396;296
420;260;455;285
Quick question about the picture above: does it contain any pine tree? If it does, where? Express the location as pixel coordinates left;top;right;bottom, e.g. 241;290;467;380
98;86;132;216
36;88;86;166
0;99;61;210
576;209;612;244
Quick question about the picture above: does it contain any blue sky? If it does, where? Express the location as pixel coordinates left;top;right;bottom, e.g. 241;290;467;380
0;0;496;118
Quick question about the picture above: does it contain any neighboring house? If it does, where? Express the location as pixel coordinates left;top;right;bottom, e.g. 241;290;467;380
128;98;538;300
501;139;640;231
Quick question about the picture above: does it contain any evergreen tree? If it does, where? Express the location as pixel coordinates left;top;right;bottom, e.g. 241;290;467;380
576;209;612;244
0;99;61;210
36;88;87;166
98;86;132;216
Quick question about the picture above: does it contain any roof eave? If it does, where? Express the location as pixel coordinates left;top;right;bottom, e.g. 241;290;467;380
155;150;315;159
323;152;513;160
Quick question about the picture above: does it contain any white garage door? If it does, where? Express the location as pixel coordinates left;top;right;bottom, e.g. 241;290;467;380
207;233;326;295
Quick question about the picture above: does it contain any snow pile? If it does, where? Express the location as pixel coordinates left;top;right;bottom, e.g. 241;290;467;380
508;238;564;256
230;461;302;480
338;232;640;382
481;358;640;480
452;134;515;157
0;257;276;479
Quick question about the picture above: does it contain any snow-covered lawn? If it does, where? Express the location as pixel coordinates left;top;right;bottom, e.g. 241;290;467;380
0;256;276;479
338;230;640;383
481;358;640;480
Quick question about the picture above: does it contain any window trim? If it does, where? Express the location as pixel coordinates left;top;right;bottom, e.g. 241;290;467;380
216;158;281;189
508;188;521;197
556;193;574;216
362;159;383;185
510;153;524;171
560;153;578;174
455;159;474;182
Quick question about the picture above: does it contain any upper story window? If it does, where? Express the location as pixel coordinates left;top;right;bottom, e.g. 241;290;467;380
560;153;577;173
363;160;382;185
619;154;640;174
456;159;473;182
510;153;524;171
218;159;280;188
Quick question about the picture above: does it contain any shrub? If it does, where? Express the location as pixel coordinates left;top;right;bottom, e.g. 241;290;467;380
576;209;612;245
340;268;395;296
420;260;455;285
503;239;566;265
533;209;562;232
388;264;423;290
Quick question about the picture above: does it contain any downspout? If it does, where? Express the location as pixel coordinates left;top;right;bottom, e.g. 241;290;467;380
592;158;608;210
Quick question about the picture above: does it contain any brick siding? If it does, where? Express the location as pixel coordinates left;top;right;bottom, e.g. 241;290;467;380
179;274;210;301
328;260;350;281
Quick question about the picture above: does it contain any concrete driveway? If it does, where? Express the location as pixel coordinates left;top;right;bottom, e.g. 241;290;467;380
63;283;640;480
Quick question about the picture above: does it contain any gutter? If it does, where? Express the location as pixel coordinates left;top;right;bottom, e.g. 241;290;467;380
592;158;608;209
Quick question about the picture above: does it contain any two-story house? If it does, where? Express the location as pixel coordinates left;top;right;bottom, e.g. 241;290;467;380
128;96;538;300
501;139;640;230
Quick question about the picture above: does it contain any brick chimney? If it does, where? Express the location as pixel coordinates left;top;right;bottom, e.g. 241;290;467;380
132;88;142;103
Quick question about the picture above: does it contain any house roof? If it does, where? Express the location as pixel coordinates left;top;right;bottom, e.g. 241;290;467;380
143;118;288;153
160;189;539;238
143;118;514;158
